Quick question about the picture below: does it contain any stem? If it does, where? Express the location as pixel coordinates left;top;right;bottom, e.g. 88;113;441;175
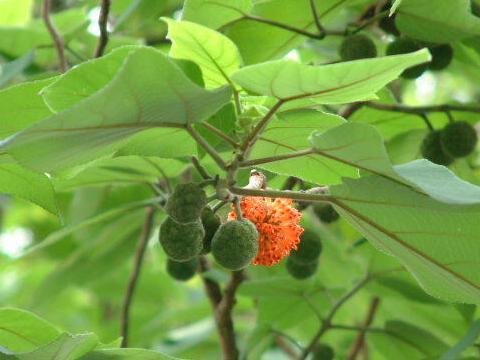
191;156;212;180
42;0;68;72
339;103;364;119
445;111;455;124
230;186;333;203
233;197;243;220
420;113;434;131
120;207;155;347
347;297;380;360
299;274;372;359
365;101;480;114
186;125;227;170
212;200;228;213
240;148;315;167
274;336;298;359
201;122;239;148
94;0;111;58
309;0;325;36
350;10;389;34
330;324;385;333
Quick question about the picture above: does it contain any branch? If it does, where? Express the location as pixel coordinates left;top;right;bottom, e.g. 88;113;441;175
347;297;380;360
274;336;298;359
240;148;315;167
339;103;364;119
364;101;480;114
215;270;245;360
299;274;372;360
186;125;227;169
120;207;156;347
309;0;325;36
191;156;212;180
230;186;333;204
201;122;239;148
42;0;68;72
94;0;111;58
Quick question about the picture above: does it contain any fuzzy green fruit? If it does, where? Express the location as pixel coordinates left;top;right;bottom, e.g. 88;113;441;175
441;121;478;158
201;207;221;254
314;204;340;223
429;44;453;71
166;183;207;223
166;258;198;281
159;216;204;262
339;34;377;61
312;344;335;360
289;229;322;265
386;38;428;79
421;130;454;166
211;220;259;271
286;257;318;280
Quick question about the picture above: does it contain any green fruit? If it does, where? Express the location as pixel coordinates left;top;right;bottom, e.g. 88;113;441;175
429;44;453;71
339;34;377;61
289;229;322;265
314;204;340;223
166;258;198;281
166;183;207;223
441;121;478;158
386;38;428;78
211;220;259;271
159;216;204;262
421;130;454;166
286;257;318;280
313;344;335;360
201;207;221;254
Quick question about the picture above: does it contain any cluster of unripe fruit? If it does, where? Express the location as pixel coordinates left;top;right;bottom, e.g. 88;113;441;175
421;121;478;166
159;183;259;281
338;3;454;79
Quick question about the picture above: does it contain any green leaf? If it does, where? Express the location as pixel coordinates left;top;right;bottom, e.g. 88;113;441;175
439;320;480;360
385;320;449;356
0;78;55;139
331;172;480;304
0;0;34;26
396;0;480;43
13;333;99;360
182;0;252;29
0;51;34;88
231;50;431;103
163;18;242;88
0;308;60;352
41;46;139;113
2;47;232;172
80;348;180;359
250;109;353;185
0;162;58;215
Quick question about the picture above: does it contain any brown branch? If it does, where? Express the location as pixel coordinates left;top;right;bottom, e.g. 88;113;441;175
274;336;298;359
216;270;245;360
94;0;111;58
364;101;480;114
346;297;381;360
42;0;67;72
309;0;325;36
120;207;155;347
339;103;364;119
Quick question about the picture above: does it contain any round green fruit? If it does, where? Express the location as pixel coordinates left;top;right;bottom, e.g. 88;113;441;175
313;344;335;360
339;34;377;61
211;220;259;271
386;38;428;78
441;121;478;158
289;229;322;265
429;44;453;71
201;207;221;254
421;130;454;166
286;257;318;280
166;183;207;223
314;204;340;223
166;258;198;281
159;216;204;262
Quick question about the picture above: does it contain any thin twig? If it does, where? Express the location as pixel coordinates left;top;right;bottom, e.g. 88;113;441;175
274;336;298;359
299;274;372;359
309;0;325;36
339;103;364;119
347;297;380;360
201;122;239;148
233;197;243;220
191;156;212;180
42;0;68;72
365;101;480;114
120;207;156;347
230;186;333;204
240;148;315;167
94;0;111;58
186;125;227;169
419;113;434;131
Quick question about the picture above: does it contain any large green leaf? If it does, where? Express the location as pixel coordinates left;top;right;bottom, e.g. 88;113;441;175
0;162;58;215
81;348;179;360
439;320;480;360
0;78;55;139
231;50;431;103
396;0;480;43
163;18;242;88
330;172;480;304
182;0;252;29
0;308;60;353
2;47;232;172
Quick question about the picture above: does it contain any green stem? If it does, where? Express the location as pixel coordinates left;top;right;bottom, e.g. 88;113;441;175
186;125;227;170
